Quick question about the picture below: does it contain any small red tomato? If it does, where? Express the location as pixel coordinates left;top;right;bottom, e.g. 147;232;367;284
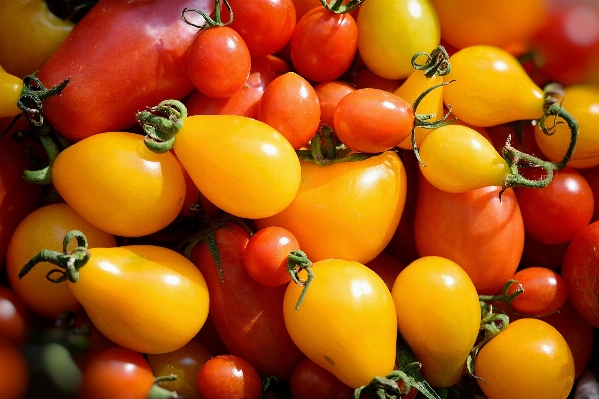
0;339;28;399
333;88;414;153
289;358;354;399
244;226;301;287
197;354;263;399
0;287;29;345
507;267;568;316
313;80;355;129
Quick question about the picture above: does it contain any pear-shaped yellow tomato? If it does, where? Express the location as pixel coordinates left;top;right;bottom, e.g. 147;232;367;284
173;115;301;219
283;259;397;389
0;65;22;118
52;132;186;237
69;245;209;354
392;256;481;388
535;84;599;169
357;0;440;80
475;318;575;399
418;124;510;193
443;45;544;127
255;151;406;264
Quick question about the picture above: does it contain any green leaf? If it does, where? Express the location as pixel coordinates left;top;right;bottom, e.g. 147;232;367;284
396;331;442;399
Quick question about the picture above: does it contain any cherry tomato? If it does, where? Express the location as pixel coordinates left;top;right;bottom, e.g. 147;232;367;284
520;234;569;270
507;267;568;316
357;0;440;80
244;226;300;287
474;318;575;399
284;259;397;388
0;287;30;345
392;256;480;388
350;65;401;92
0;339;28;399
257;72;320;150
52;132;186;237
514;167;594;244
0;65;22;119
255;151;407;265
289;358;354;399
333;88;414;153
313;80;355;129
197;354;263;399
364;251;406;292
6;203;117;318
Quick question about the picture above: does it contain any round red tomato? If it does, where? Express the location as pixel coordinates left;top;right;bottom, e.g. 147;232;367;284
507;266;568;316
197;355;263;399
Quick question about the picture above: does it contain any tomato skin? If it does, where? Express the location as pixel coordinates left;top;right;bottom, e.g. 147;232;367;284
561;220;599;328
357;0;440;80
474;318;574;399
0;287;30;345
174;115;301;219
197;354;263;399
37;0;213;141
414;173;525;295
52;132;186;237
507;267;568;317
191;222;304;381
255;151;407;265
365;251;406;292
289;358;354;399
284;259;397;389
443;45;544;127
392;256;481;388
333;88;414;153
71;245;210;354
0;339;28;399
0;66;22;119
313;80;355;129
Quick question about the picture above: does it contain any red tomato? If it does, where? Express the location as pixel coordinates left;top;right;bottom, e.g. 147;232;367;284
0;339;28;399
290;6;358;82
578;164;599;222
507;267;568;316
197;354;263;399
313;80;355;129
350;66;401;92
520;234;569;270
0;287;29;345
364;251;407;292
289;358;353;399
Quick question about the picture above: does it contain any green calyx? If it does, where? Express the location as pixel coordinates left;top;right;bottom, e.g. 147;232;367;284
182;0;233;29
287;250;314;310
17;75;70;127
320;0;366;14
136;99;187;153
18;230;90;283
411;45;451;78
149;375;180;399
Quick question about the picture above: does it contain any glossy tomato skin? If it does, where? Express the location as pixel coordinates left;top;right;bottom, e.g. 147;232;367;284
0;287;30;345
191;222;304;381
174;115;301;219
255;151;407;265
284;259;397;389
392;256;481;388
414;173;525;295
37;0;213;141
562;220;599;328
357;0;440;80
290;6;358;82
507;267;568;316
474;318;575;399
313;80;355;129
52;132;186;237
0;339;28;399
0;66;22;119
71;245;210;354
197;355;263;399
6;203;117;318
289;358;354;399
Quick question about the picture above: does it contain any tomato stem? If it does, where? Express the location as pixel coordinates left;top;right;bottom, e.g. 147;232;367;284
319;0;366;14
286;250;314;310
148;379;181;399
411;45;451;78
18;230;90;283
182;0;233;29
137;100;187;153
17;75;70;127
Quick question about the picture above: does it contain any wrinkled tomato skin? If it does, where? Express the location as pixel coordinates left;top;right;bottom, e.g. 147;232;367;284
37;0;213;141
191;223;304;381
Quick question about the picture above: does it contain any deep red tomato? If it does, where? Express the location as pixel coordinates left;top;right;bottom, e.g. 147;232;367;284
37;0;213;141
0;287;29;346
244;226;300;287
191;222;304;381
577;165;599;222
364;251;407;292
520;234;569;270
561;220;599;328
0;339;28;399
514;168;594;244
289;358;354;399
197;354;263;399
350;65;401;92
290;6;358;82
506;266;568;316
313;80;355;129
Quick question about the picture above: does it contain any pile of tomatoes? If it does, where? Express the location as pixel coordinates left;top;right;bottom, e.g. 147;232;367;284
1;0;599;398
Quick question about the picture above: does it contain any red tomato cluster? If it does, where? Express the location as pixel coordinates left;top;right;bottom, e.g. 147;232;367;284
0;0;598;399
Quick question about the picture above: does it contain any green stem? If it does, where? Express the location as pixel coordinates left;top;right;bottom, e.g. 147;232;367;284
287;250;314;310
17;75;70;127
40;343;82;395
320;0;366;13
411;45;451;78
182;0;233;29
136;100;187;153
353;370;413;399
22;133;59;185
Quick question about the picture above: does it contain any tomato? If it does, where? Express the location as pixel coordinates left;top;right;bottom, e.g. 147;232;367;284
357;0;439;80
414;173;525;295
313;80;355;129
578;164;599;222
6;203;116;318
184;9;251;99
0;287;30;345
51;132;186;237
257;72;320;150
392;256;480;388
520;234;569;270
350;65;401;92
474;318;574;399
191;222;304;381
0;339;28;399
37;0;213;142
561;220;599;328
284;259;397;388
430;0;547;50
290;6;358;82
514;167;594;244
534;84;599;169
443;45;544;127
0;65;22;119
173;114;301;219
0;0;74;78
197;354;263;399
255;151;407;265
147;340;212;399
333;88;414;153
184;55;289;120
244;226;300;287
506;267;568;316
364;251;406;292
289;358;354;399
